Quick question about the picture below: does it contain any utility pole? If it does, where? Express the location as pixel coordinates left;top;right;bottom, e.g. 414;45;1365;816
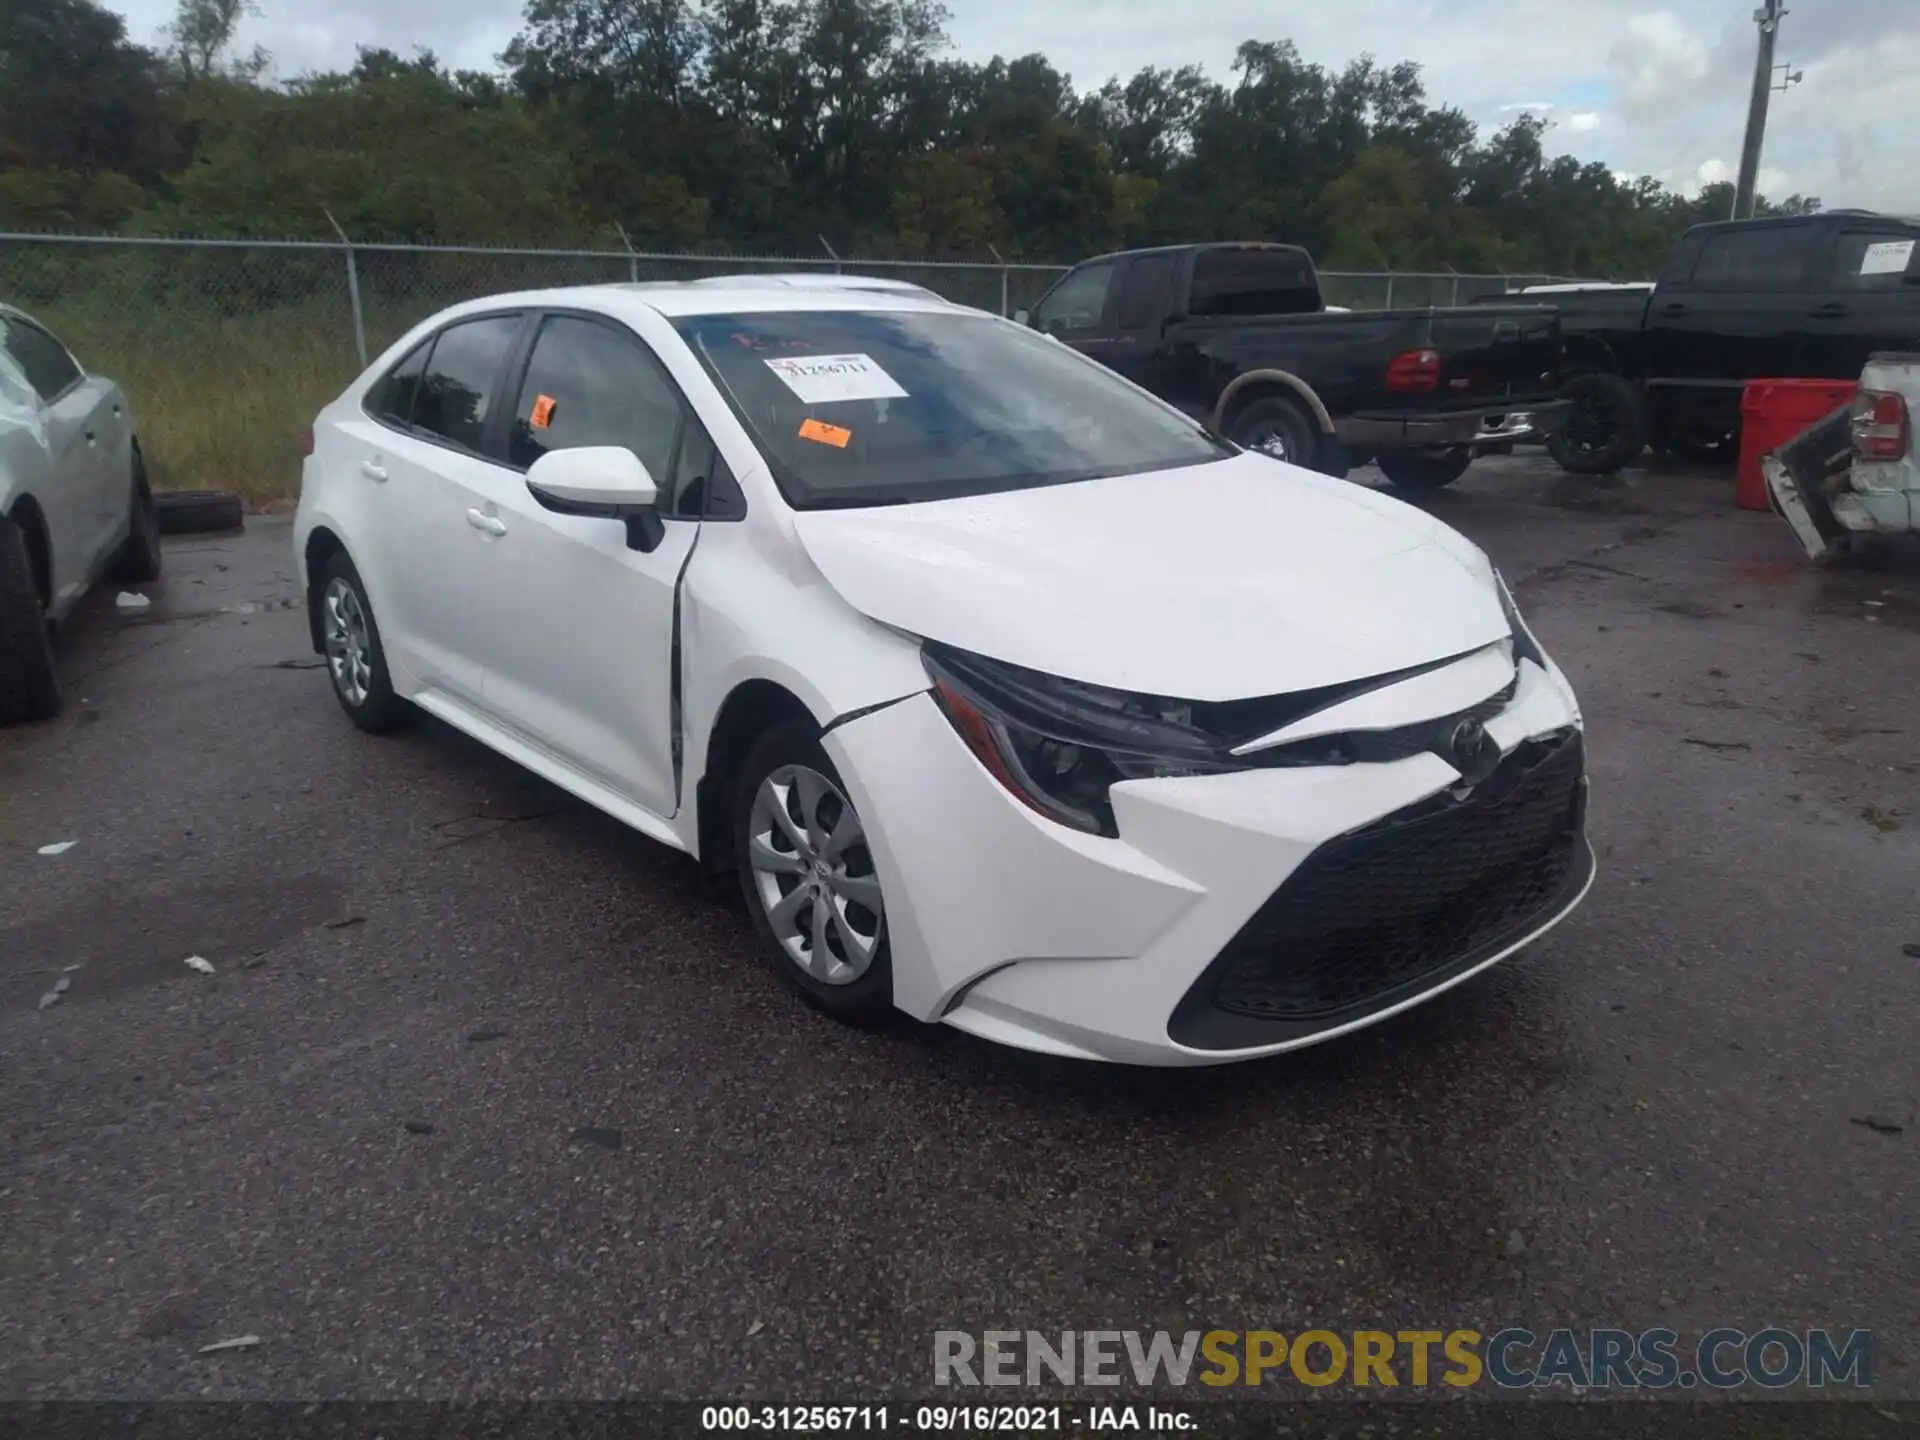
1731;0;1786;221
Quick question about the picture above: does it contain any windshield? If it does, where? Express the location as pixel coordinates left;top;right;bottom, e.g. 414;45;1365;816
674;309;1229;508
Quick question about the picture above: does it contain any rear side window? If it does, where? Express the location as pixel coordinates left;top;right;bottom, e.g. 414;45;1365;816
1117;254;1177;331
366;339;429;425
413;314;521;452
1832;232;1918;292
0;316;83;401
1032;260;1118;335
508;316;685;490
1189;249;1319;317
1687;228;1813;290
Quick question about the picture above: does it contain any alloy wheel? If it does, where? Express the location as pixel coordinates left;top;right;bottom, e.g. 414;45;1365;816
322;576;372;708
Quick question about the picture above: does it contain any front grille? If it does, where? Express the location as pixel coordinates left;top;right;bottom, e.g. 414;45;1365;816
1174;730;1586;1044
1242;678;1516;768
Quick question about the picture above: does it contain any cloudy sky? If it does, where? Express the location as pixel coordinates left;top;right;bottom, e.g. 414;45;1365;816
107;0;1918;211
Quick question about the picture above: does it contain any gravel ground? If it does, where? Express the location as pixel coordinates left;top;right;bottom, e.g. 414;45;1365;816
2;455;1914;1402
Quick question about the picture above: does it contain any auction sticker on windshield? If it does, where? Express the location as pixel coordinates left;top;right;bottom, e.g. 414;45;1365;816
765;353;909;404
1860;240;1915;276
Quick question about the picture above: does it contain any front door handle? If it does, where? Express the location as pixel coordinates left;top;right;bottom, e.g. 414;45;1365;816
361;460;388;482
1808;302;1849;319
84;430;97;444
466;508;507;537
1658;303;1690;318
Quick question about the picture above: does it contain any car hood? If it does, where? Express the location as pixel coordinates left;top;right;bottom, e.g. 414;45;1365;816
789;452;1511;701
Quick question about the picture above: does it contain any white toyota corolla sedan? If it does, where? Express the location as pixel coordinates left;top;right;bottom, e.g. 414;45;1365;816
293;275;1593;1066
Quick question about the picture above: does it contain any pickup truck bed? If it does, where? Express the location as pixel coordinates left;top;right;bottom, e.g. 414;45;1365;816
1024;242;1568;490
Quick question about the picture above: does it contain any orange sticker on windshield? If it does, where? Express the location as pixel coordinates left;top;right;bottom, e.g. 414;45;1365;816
799;418;852;448
529;394;557;429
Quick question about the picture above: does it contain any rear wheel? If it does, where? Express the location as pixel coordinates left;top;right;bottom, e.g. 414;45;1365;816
1376;448;1473;490
0;515;60;726
316;552;413;733
733;719;893;1024
1227;394;1323;472
108;449;162;584
1546;371;1648;475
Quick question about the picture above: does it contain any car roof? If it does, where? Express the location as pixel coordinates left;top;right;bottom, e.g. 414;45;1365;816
417;273;969;328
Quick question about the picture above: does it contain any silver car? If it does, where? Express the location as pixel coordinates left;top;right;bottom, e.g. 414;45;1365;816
0;303;159;724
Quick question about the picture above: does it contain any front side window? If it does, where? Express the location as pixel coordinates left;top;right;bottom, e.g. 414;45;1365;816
1687;228;1813;290
508;316;685;493
413;314;521;451
0;316;83;401
1117;254;1177;331
1031;260;1118;334
677;308;1229;510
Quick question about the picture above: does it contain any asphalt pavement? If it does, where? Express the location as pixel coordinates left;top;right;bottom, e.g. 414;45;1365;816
2;455;1915;1401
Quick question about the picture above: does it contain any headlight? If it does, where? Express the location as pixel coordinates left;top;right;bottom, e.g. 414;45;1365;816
922;643;1238;836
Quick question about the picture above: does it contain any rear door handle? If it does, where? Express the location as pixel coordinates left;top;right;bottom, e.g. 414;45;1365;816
361;460;387;482
1658;303;1690;317
1808;302;1849;319
466;508;507;537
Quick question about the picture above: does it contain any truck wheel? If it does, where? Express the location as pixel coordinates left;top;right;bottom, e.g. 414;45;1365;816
0;515;61;726
1376;449;1472;491
1547;372;1647;475
1228;395;1323;472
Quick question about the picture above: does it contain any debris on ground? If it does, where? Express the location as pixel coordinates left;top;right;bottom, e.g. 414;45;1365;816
262;659;328;670
748;1319;765;1337
36;841;77;856
1861;805;1904;834
114;592;152;611
183;955;216;975
196;1335;261;1354
324;915;367;930
1505;1229;1526;1256
1849;1116;1903;1136
467;1025;509;1043
570;1127;623;1151
1683;737;1751;752
402;1120;436;1135
38;976;72;1011
1903;943;1920;958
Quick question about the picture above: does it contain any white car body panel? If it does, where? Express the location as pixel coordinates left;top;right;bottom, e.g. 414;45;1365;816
295;279;1591;1066
0;305;137;622
790;451;1511;700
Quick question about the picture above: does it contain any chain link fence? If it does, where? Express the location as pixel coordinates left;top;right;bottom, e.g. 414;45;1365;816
0;232;1605;502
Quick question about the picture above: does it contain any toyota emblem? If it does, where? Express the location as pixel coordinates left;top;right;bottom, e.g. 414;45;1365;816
1448;717;1491;775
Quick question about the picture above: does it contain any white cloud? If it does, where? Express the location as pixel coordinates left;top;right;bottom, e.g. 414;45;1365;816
1500;101;1558;112
1567;111;1602;133
1607;10;1715;117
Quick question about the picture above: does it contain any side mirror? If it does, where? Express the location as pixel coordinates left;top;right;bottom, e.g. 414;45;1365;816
526;446;665;553
1013;308;1032;326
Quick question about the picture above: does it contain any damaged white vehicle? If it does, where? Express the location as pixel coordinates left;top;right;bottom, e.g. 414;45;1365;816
1767;352;1920;562
0;303;160;725
293;276;1593;1065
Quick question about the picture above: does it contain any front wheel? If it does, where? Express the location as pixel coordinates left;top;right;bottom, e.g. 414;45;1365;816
732;719;893;1024
1376;448;1472;490
1546;372;1647;475
0;516;59;725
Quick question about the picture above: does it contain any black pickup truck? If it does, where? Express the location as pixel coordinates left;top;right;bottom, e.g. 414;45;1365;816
1483;211;1920;473
1018;242;1569;489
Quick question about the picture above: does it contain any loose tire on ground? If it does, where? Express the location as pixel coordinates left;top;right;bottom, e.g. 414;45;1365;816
315;551;414;733
108;450;163;584
1226;393;1326;474
156;489;244;536
732;718;894;1025
0;514;60;725
1376;448;1473;490
1546;371;1648;475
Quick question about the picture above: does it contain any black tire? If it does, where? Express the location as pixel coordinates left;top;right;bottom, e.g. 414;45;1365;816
1376;448;1473;490
731;718;893;1025
108;449;163;584
0;515;60;726
155;489;244;536
315;551;413;733
1227;393;1325;472
1546;371;1648;475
